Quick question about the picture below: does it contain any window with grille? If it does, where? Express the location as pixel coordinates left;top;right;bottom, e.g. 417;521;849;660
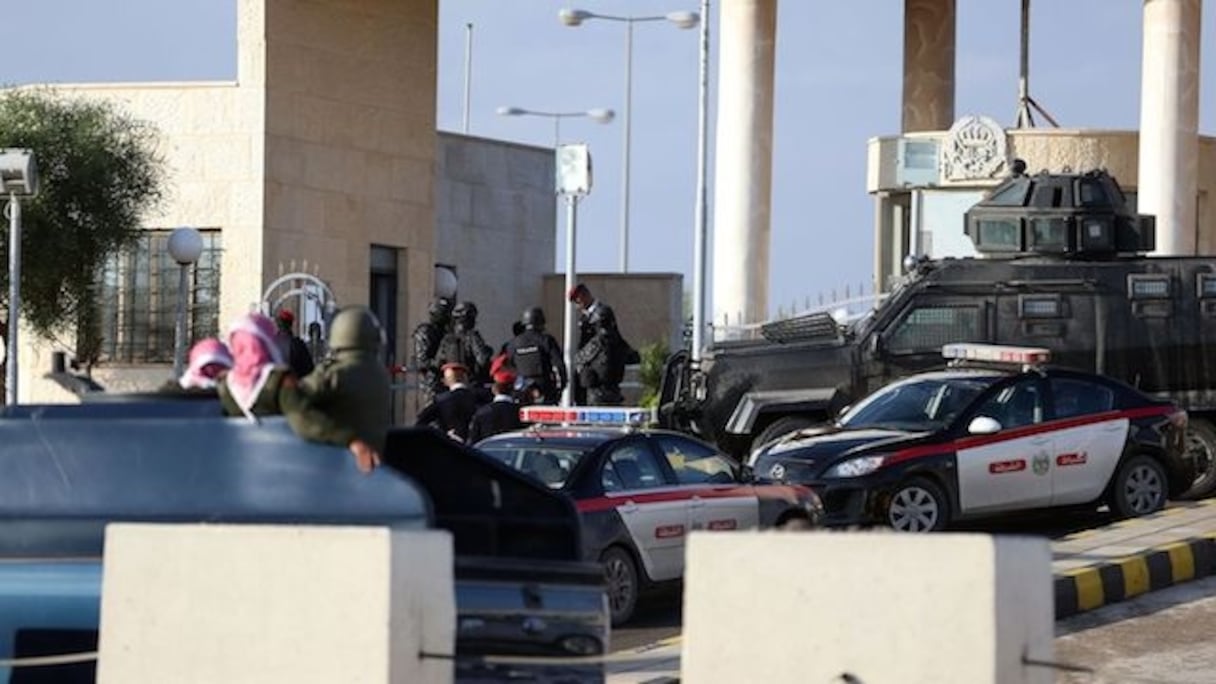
95;229;222;363
887;305;981;353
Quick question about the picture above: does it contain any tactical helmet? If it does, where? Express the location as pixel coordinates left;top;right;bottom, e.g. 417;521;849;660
328;306;385;353
522;307;546;330
428;297;454;324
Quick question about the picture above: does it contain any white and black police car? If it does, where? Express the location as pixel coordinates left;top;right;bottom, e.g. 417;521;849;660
476;406;823;625
749;344;1193;532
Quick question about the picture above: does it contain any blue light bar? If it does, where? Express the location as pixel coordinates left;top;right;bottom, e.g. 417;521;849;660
519;406;655;427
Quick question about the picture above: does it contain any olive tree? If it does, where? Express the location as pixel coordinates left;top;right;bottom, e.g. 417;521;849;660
0;88;165;379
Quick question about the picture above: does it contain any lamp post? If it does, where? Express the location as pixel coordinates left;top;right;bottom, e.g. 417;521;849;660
167;227;204;378
496;106;615;148
691;0;711;361
0;149;38;406
559;8;699;273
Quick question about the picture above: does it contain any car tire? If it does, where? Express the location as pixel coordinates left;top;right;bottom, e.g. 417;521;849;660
601;546;640;627
752;416;819;453
1110;454;1168;518
1181;418;1216;500
885;477;950;533
776;515;813;531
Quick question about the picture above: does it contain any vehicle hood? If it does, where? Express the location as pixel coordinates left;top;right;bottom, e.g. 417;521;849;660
750;426;928;482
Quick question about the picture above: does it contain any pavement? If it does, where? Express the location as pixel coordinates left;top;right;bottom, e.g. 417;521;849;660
607;499;1216;683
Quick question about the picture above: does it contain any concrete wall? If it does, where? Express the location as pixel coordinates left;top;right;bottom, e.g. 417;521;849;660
435;133;556;349
542;273;684;355
260;0;438;367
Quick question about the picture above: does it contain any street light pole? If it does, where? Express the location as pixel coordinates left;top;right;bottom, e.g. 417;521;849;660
6;193;21;406
620;20;634;272
691;0;710;361
561;195;579;407
167;227;204;378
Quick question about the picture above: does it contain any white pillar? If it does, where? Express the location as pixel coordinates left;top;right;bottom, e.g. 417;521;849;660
902;0;956;133
1139;0;1200;255
712;0;777;329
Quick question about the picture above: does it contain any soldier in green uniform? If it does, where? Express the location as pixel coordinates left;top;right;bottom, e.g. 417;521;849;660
284;306;392;472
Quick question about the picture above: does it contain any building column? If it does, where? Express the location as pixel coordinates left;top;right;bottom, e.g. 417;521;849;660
902;0;955;133
1139;0;1201;255
712;0;777;330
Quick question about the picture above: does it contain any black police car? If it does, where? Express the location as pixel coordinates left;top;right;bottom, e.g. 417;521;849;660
749;344;1192;532
476;407;823;626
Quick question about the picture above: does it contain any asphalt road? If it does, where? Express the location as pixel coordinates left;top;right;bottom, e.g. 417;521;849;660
611;507;1120;653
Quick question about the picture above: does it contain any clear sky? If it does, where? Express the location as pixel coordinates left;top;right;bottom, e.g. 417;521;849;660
6;1;1216;318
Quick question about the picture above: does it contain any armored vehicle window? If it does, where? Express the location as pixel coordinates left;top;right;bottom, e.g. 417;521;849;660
655;435;735;485
976;219;1022;251
887;305;982;353
1050;378;1114;420
986;178;1031;206
603;441;668;492
1029;218;1068;251
971;379;1043;430
1077;178;1110;207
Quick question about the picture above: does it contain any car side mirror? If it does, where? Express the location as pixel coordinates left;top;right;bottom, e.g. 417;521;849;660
967;416;1002;435
869;335;884;357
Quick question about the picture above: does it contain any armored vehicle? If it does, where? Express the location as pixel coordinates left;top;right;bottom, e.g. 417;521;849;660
659;168;1216;498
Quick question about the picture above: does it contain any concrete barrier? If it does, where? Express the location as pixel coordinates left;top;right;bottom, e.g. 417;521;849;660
682;532;1052;684
97;524;455;684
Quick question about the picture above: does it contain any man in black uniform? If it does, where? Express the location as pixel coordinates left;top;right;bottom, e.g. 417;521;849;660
411;296;453;408
275;309;315;378
436;301;494;386
569;284;627;406
416;362;483;443
506;307;567;405
467;370;523;444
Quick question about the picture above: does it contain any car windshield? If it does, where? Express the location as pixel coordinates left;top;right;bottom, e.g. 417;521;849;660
479;443;587;489
839;375;999;431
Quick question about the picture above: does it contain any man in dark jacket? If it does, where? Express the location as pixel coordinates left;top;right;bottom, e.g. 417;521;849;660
569;284;626;405
467;370;523;444
411;296;454;409
284;306;392;473
505;307;567;405
416;362;484;443
274;309;316;378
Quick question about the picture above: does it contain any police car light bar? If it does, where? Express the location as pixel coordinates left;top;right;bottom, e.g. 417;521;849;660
941;343;1051;366
519;406;656;427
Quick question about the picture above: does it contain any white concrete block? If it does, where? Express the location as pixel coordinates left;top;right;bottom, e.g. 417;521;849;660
682;532;1052;684
97;524;455;684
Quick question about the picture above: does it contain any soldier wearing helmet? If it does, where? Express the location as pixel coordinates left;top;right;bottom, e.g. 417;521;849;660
505;306;567;405
411;296;454;408
435;301;493;385
284;306;392;472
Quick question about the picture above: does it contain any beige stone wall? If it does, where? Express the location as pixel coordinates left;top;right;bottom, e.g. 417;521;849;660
261;0;438;367
16;82;265;402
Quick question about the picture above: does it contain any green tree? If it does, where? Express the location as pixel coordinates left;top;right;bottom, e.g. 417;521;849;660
638;342;669;409
0;89;165;377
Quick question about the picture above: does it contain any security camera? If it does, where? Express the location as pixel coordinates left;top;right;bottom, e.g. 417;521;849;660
0;149;38;196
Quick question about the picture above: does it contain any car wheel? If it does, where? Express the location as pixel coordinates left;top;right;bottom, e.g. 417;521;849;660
776;515;813;531
1110;455;1168;518
885;478;949;533
752;416;819;453
1181;419;1216;500
601;546;639;627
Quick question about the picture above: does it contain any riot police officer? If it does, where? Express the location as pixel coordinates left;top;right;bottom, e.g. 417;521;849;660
411;296;454;408
569;284;627;406
505;307;567;405
436;301;494;385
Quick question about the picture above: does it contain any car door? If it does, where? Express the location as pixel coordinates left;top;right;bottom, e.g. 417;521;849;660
599;437;688;582
653;435;760;533
955;376;1054;514
1046;376;1128;506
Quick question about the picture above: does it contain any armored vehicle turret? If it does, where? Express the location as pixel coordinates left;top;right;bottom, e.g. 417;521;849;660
659;167;1216;500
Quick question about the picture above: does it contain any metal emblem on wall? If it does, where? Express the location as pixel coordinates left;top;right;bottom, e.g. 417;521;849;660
941;115;1008;181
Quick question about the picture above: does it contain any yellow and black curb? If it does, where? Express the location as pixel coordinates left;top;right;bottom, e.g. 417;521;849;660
1054;534;1216;619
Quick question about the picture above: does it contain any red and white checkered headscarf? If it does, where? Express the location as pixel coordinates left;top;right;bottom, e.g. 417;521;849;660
179;338;233;390
224;313;286;418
